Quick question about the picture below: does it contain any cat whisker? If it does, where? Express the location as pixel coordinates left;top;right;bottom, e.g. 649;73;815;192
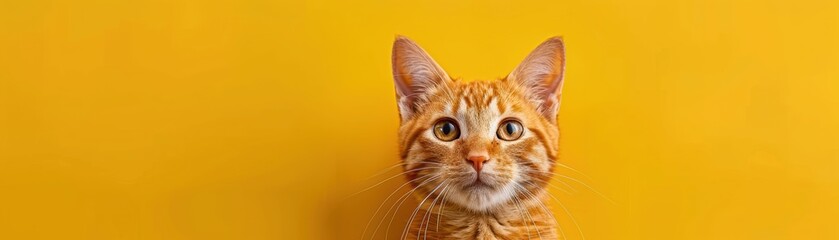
524;177;577;195
514;158;579;194
514;183;557;240
511;194;534;240
360;161;443;182
552;174;616;205
373;175;441;240
401;180;448;240
343;166;442;201
421;183;449;240
525;181;586;240
520;168;598;198
544;177;578;194
435;184;452;233
362;162;409;181
361;174;436;239
420;186;442;239
521;169;616;205
517;182;570;240
552;161;595;182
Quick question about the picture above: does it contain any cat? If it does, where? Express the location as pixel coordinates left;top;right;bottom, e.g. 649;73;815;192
390;36;567;240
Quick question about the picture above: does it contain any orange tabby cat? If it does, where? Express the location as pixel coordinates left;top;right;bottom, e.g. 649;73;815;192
391;36;566;240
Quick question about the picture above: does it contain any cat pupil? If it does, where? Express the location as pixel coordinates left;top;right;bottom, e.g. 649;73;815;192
506;123;515;134
442;123;452;135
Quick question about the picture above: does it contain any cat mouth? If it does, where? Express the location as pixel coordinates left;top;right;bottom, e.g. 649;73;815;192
449;178;517;212
463;179;495;190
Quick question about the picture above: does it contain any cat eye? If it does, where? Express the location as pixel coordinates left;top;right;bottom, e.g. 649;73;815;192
433;119;460;141
497;120;524;141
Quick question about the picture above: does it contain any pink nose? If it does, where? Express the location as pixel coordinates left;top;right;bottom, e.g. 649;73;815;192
466;155;488;172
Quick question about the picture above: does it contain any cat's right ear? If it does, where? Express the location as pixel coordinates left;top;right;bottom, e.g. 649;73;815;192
392;36;451;121
506;37;566;123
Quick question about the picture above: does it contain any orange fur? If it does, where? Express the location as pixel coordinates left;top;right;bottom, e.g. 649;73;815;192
391;36;566;240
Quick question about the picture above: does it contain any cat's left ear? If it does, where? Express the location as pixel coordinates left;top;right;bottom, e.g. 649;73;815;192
506;37;566;122
392;36;451;122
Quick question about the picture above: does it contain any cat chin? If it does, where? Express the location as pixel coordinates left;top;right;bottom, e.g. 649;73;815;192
446;182;518;213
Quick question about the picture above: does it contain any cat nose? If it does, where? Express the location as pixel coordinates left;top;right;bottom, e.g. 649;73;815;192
466;155;489;172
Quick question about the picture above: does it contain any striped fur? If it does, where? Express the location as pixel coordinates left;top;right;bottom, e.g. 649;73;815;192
392;36;566;240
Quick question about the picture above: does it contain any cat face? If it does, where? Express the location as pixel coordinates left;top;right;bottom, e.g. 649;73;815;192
392;36;566;212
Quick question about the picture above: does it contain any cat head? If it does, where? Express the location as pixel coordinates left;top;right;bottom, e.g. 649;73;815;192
392;36;565;212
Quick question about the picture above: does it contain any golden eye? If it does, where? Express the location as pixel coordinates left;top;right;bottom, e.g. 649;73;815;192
433;119;460;141
497;120;524;141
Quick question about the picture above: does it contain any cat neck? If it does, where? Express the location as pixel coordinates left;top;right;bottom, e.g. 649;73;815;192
407;191;558;240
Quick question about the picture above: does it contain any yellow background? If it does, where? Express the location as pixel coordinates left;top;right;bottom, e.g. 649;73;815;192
2;0;838;239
